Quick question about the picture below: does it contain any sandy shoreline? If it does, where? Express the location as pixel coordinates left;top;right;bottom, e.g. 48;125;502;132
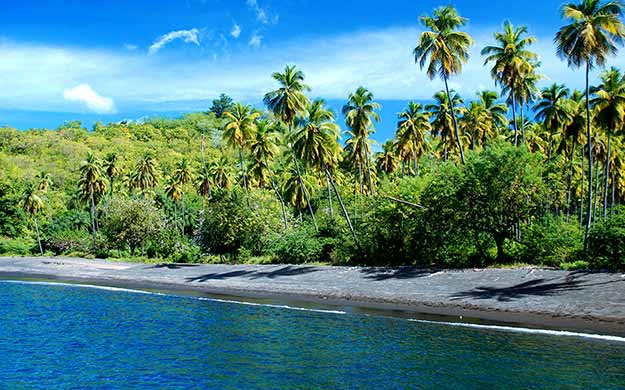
1;256;625;336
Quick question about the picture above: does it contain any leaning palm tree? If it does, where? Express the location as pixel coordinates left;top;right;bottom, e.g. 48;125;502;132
555;0;625;246
293;99;358;242
263;65;317;230
414;5;473;164
482;21;538;143
396;102;431;175
343;87;380;194
20;184;44;256
223;103;260;192
591;67;625;219
78;152;106;250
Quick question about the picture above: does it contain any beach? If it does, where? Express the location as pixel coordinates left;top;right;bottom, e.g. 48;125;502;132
1;256;624;336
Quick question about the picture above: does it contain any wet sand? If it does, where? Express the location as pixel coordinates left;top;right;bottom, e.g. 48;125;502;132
1;256;624;335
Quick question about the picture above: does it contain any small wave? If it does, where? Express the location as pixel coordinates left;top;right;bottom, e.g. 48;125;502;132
409;319;625;343
1;280;162;296
197;297;347;315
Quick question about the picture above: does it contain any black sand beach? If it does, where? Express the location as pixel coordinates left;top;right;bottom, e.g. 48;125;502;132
1;257;624;335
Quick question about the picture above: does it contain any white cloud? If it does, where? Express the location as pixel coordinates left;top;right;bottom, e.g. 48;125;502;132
249;33;263;48
148;28;200;55
124;43;138;51
231;23;241;39
246;0;277;25
63;84;116;114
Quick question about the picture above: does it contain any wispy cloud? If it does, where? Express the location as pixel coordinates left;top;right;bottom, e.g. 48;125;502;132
245;0;278;25
249;33;263;48
231;23;241;39
148;28;200;55
1;26;624;114
63;84;116;114
124;43;138;51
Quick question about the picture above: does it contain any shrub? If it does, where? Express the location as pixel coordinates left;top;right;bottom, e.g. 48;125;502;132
0;237;36;255
43;229;91;255
267;226;325;264
521;217;583;267
588;212;625;270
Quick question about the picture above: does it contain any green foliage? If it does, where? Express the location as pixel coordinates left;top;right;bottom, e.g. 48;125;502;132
560;260;590;271
0;237;36;255
588;211;625;269
521;217;583;266
267;225;325;264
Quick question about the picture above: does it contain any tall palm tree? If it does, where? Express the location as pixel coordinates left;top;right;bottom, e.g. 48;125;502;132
102;152;120;198
263;65;317;230
131;152;159;199
534;84;573;163
414;5;474;164
427;90;465;161
477;90;509;134
223;103;260;192
555;0;625;246
514;68;542;144
249;119;289;229
20;184;44;256
461;101;490;150
377;141;399;175
560;90;587;221
78;152;106;250
173;158;193;234
396;102;430;174
164;175;183;234
591;67;625;219
293;99;358;242
343;86;380;194
482;21;538;144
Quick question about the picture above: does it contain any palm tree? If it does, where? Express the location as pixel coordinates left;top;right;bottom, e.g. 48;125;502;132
78;152;106;250
293;99;358;242
377;141;399;175
514;68;542;144
560;90;587;221
263;65;317;230
223;103;260;192
427;90;465;161
36;171;53;194
555;0;625;246
164;175;183;234
534;84;573;163
461;101;490;150
20;184;44;256
210;154;233;189
173;158;193;234
102;152;120;198
343;87;380;194
249;119;289;229
396;102;430;174
131;152;159;199
414;5;474;164
477;90;509;134
591;67;625;219
482;21;538;144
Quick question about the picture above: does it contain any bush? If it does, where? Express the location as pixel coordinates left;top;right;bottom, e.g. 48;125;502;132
588;212;625;269
560;260;590;271
43;229;91;255
267;226;325;264
0;237;36;255
521;217;583;267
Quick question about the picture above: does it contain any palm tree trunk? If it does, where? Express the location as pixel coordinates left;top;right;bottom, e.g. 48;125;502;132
611;172;616;217
326;175;334;218
265;156;288;230
566;144;575;223
584;61;593;251
324;166;358;245
580;145;585;229
34;217;43;256
90;186;97;252
181;194;185;235
365;151;374;194
519;99;525;147
512;90;519;147
443;76;465;164
173;202;178;232
201;133;212;198
603;133;611;221
239;148;248;191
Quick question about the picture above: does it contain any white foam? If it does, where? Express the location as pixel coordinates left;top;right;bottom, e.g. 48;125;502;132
197;296;347;315
1;280;162;296
409;319;625;343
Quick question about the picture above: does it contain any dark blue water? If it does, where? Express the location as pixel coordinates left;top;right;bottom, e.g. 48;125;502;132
0;281;624;389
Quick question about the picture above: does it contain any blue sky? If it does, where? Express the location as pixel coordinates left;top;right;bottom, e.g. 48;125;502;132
1;0;624;143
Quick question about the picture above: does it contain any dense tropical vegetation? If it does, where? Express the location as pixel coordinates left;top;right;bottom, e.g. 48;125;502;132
1;1;625;269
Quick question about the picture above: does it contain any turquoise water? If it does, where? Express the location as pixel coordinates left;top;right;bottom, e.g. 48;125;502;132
0;281;624;389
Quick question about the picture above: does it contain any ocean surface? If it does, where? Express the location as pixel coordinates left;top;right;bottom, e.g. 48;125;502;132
0;280;624;389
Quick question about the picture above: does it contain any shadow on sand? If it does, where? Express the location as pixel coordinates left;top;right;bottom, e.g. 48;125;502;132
185;266;320;283
359;267;437;281
149;263;201;270
451;272;623;302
